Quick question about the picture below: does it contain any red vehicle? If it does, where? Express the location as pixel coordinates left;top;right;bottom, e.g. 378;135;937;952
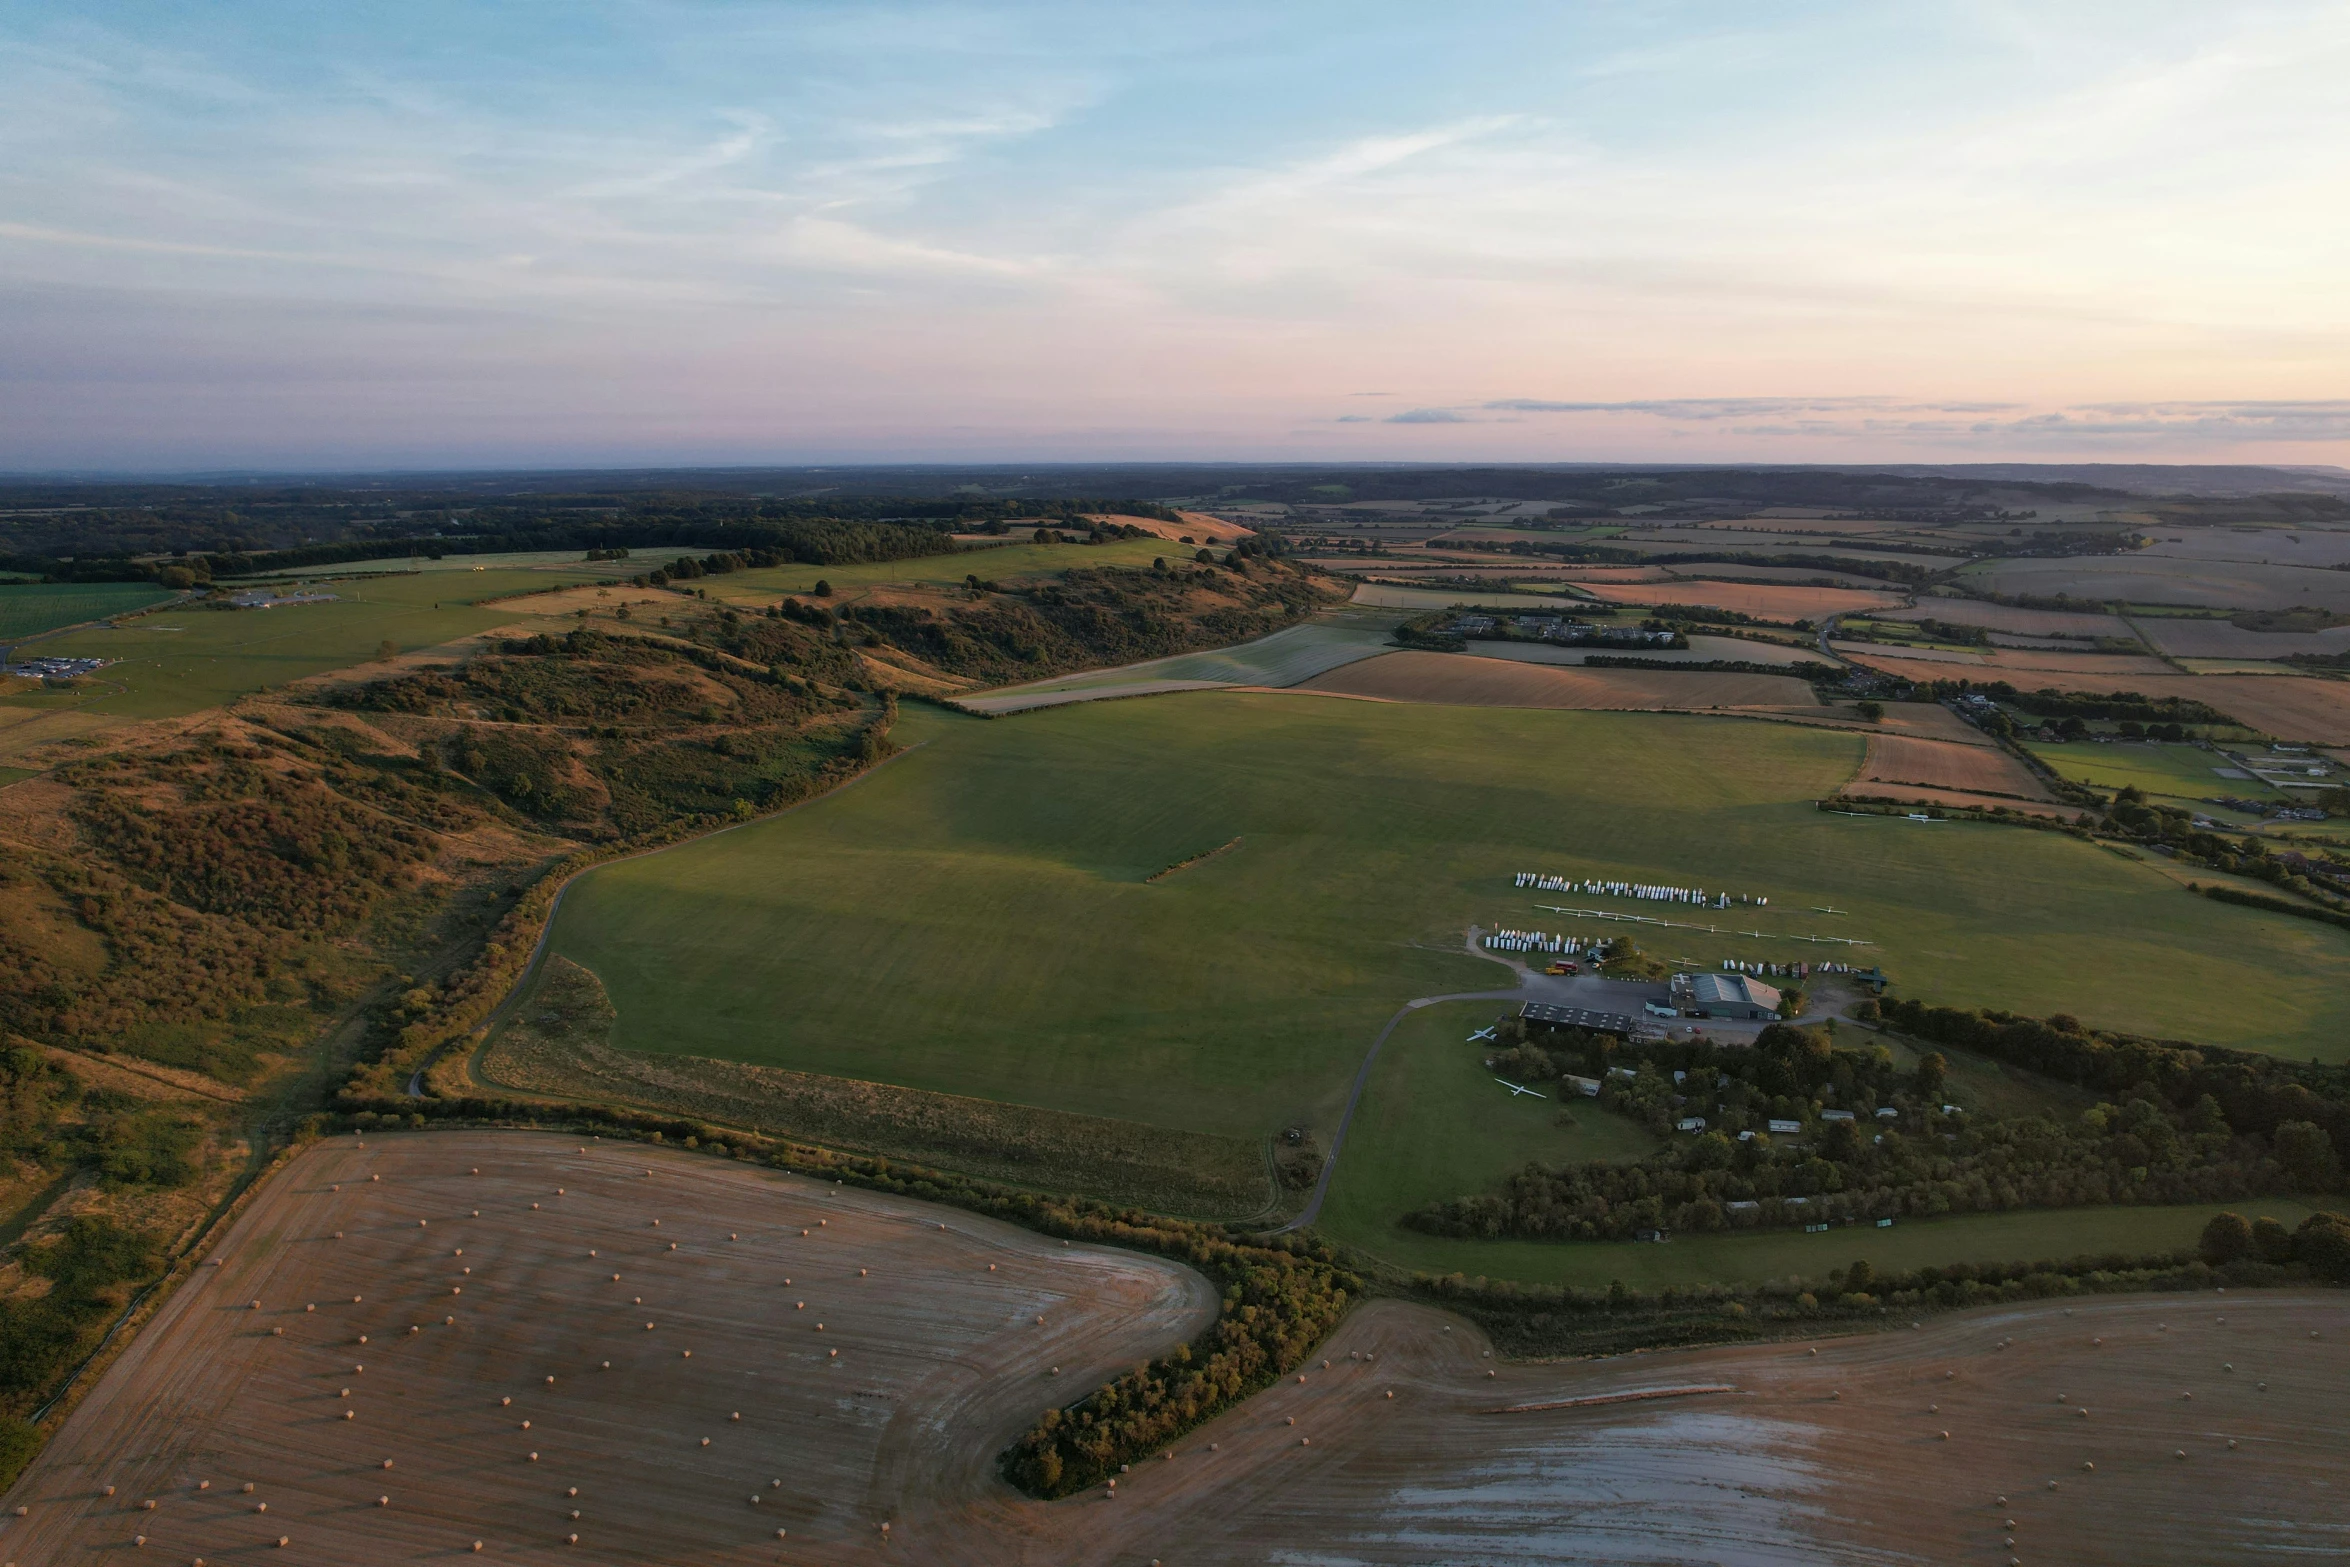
1545;961;1579;976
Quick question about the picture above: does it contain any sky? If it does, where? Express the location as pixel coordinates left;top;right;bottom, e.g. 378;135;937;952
3;0;2349;471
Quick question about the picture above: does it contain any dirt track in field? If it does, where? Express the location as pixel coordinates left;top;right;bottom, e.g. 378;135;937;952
9;1133;2347;1566
1296;650;1814;710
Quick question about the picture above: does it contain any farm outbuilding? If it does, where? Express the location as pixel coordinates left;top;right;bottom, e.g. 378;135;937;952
1519;1002;1638;1035
1669;972;1782;1020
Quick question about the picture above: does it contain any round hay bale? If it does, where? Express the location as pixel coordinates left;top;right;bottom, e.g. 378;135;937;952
382;1460;394;1470
378;1496;389;1507
731;1411;741;1421
700;1437;710;1446
529;1452;539;1462
683;1350;692;1358
2081;1461;2094;1472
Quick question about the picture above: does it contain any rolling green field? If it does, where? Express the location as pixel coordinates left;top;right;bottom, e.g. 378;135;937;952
0;581;177;640
543;692;2350;1171
14;569;602;720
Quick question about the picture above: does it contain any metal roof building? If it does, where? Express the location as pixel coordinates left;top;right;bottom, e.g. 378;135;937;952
1519;1001;1638;1035
1670;972;1782;1020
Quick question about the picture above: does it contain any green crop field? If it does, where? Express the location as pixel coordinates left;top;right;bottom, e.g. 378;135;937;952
0;581;177;641
703;538;1173;606
543;692;2350;1175
19;568;602;719
254;549;641;580
2025;740;2280;806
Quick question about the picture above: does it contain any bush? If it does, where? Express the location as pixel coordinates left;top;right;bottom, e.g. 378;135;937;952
2296;1212;2350;1280
2199;1211;2253;1265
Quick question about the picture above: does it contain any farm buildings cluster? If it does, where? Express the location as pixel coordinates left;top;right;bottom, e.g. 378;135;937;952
1446;612;1678;648
1;654;111;679
1514;872;1768;908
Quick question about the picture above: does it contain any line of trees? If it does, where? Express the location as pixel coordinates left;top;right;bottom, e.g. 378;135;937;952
1407;1014;2347;1245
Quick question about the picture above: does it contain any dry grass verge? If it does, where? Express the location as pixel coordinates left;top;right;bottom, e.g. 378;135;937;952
478;958;1269;1219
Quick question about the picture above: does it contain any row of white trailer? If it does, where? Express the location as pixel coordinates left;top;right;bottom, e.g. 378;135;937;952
1513;873;1767;908
1720;958;1869;980
1483;929;1590;956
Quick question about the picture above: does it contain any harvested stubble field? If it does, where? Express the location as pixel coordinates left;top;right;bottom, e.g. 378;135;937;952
1960;556;2350;614
13;1132;2345;1566
1841;658;2350;744
0;1132;1214;1566
479;958;1268;1218
1572;580;1910;619
1855;735;2057;805
1295;650;1814;710
1842;646;2179;680
2136;618;2350;660
1882;602;2133;639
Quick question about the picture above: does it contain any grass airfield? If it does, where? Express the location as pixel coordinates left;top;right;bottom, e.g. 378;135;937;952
12;568;607;723
547;693;2350;1171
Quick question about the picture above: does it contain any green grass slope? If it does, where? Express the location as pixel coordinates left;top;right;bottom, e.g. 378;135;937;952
546;694;2350;1161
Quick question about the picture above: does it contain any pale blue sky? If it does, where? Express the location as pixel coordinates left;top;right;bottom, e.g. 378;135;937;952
3;1;2347;469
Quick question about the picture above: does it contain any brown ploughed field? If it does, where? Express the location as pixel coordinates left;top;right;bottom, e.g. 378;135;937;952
7;1133;2346;1565
1297;650;1813;709
1857;735;2055;802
